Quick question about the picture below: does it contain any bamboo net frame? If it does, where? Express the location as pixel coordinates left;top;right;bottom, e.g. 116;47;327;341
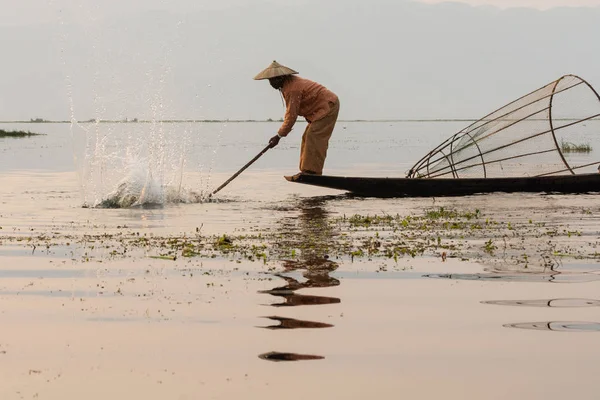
407;75;600;179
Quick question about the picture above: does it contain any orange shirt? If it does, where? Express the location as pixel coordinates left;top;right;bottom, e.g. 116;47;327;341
278;76;338;136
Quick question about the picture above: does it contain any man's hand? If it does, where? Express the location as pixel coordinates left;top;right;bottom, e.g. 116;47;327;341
268;134;281;148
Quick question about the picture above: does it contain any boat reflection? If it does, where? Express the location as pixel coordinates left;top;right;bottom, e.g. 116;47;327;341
258;199;341;361
503;321;600;332
482;298;600;308
437;270;600;331
425;272;600;284
482;297;600;332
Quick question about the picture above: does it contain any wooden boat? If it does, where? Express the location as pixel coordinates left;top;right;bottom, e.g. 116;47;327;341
284;173;600;197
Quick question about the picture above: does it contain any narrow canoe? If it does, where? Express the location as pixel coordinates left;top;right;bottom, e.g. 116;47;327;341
284;173;600;197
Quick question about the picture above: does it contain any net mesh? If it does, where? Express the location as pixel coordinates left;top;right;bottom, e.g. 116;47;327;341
408;75;600;179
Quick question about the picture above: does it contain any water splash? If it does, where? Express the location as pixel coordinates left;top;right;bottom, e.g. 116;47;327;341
52;2;212;208
74;122;209;208
96;162;204;208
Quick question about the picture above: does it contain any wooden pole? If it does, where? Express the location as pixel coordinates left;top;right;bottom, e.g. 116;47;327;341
210;144;272;196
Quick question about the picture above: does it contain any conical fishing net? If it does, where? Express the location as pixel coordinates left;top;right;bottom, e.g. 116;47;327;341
407;75;600;179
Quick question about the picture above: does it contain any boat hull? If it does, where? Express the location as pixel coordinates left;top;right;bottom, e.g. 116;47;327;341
285;173;600;197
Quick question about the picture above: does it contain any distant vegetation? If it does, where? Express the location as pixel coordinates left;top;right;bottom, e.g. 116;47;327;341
561;140;592;153
0;129;44;138
1;118;480;124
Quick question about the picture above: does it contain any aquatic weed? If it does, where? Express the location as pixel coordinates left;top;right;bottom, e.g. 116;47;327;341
560;140;592;153
483;239;497;255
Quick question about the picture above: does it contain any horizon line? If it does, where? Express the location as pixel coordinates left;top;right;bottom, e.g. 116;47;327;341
1;117;597;124
0;118;478;123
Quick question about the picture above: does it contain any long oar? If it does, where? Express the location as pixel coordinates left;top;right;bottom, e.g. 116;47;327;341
210;143;272;197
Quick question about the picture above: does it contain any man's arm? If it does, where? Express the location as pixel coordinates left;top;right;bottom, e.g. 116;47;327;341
277;91;301;137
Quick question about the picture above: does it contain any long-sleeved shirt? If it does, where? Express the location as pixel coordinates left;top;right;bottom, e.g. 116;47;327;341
278;76;338;136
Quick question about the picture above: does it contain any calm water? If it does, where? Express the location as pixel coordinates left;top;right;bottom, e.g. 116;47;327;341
0;120;460;172
1;121;600;400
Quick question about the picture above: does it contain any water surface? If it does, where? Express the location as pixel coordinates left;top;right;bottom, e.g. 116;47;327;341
1;121;600;400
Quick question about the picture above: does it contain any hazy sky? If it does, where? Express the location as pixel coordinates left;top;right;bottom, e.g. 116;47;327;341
417;0;600;9
1;0;599;121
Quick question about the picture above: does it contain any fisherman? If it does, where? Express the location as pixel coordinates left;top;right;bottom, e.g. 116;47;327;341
254;60;340;177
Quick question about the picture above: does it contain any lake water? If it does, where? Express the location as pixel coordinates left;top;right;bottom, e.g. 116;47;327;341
1;121;600;400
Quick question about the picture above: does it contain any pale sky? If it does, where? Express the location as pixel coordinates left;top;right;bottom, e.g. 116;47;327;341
416;0;600;9
1;0;599;121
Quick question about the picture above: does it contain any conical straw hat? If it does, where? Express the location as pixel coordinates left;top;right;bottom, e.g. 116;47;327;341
253;60;298;80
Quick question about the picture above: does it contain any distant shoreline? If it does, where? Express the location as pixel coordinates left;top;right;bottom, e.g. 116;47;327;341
0;129;44;138
1;118;596;124
0;119;478;124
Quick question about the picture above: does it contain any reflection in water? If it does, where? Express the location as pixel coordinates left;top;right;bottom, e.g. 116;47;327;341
504;322;600;332
258;199;341;361
483;299;600;308
258;352;325;362
260;270;341;307
425;272;600;284
440;270;600;331
258;316;334;330
265;291;341;307
269;261;341;289
0;290;114;298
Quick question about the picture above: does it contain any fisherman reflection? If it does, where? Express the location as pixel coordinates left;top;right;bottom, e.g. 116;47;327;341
261;258;341;307
258;200;341;360
261;200;341;308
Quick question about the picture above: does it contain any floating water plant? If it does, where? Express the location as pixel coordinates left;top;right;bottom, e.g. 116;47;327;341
0;129;43;138
483;239;497;255
5;204;599;275
425;207;480;220
561;140;592;153
216;234;233;248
